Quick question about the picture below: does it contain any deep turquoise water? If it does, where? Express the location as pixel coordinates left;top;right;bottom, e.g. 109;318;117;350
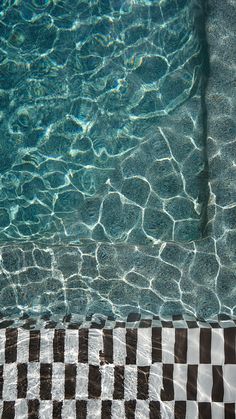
3;0;232;321
0;0;208;245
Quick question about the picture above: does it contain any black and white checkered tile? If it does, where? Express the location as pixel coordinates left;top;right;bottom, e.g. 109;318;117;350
0;316;235;418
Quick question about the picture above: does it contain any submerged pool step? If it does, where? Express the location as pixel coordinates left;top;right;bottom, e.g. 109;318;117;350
0;316;235;418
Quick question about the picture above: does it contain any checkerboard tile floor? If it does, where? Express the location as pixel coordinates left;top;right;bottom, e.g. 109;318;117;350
0;315;235;418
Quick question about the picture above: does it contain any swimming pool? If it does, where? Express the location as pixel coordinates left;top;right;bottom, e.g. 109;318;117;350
0;1;236;418
0;0;234;323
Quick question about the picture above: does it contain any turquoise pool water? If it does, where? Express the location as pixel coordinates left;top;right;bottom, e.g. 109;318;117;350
0;0;235;321
0;0;208;244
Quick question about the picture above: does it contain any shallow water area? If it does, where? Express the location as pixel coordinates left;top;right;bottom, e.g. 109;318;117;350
0;2;236;418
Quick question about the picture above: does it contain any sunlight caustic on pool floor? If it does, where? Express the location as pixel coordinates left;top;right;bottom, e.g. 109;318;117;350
0;0;208;245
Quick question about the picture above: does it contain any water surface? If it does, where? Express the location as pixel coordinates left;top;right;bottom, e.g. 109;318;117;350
0;0;208;244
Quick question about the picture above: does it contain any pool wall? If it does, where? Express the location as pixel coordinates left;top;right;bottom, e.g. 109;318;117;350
0;0;235;323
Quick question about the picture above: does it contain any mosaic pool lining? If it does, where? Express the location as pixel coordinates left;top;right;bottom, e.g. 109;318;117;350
0;316;235;418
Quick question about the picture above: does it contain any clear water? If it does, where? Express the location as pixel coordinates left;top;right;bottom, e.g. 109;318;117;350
2;0;232;321
0;0;208;245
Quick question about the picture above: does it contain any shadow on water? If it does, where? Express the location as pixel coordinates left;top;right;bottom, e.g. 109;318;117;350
196;0;211;238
